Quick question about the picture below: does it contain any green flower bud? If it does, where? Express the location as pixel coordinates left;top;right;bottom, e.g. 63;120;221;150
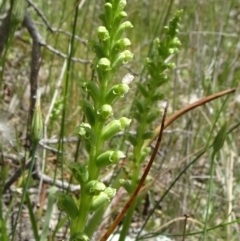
165;62;176;69
31;90;43;143
68;162;89;184
122;50;134;62
172;37;181;46
55;192;78;219
82;81;100;102
105;187;116;199
104;3;112;24
97;104;113;121
113;11;127;26
85;180;106;196
11;0;26;25
112;53;125;69
119;179;133;194
168;48;178;54
101;117;132;141
112;50;133;69
136;82;148;98
114;21;133;40
159;73;168;81
70;232;89;241
96;150;125;168
105;83;130;105
118;0;127;11
50;97;63;121
97;58;111;71
98;26;110;41
80;100;95;126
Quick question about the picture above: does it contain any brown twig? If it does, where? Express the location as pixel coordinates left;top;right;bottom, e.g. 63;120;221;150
26;0;54;33
144;88;236;148
99;102;169;241
3;158;81;193
40;41;90;63
23;11;42;121
182;214;190;241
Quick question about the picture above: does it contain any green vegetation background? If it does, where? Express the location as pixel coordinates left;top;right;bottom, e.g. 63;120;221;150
1;0;240;240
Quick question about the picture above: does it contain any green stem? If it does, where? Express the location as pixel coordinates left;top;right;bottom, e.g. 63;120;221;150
0;147;8;241
85;204;107;238
11;143;38;241
202;151;216;240
118;199;137;241
118;118;147;239
73;186;93;234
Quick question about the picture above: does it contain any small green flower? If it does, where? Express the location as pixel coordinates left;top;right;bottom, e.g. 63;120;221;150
82;81;100;102
96;150;125;168
105;83;130;105
114;38;131;51
139;147;151;163
90;187;116;212
119;179;133;194
68;162;89;184
168;48;178;54
85;180;106;196
104;187;116;199
55;192;79;219
165;62;176;69
70;232;89;241
76;123;96;147
172;37;181;46
101;117;132;142
80;100;96;126
114;21;133;40
97;58;111;71
90;192;109;212
112;50;133;69
97;104;113;121
97;26;110;41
